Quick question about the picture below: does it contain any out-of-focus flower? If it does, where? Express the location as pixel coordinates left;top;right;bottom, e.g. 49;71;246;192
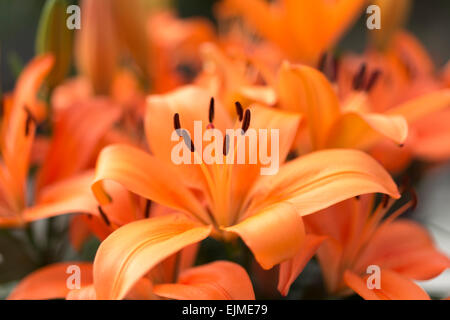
148;11;216;93
7;259;255;300
0;54;54;226
276;61;409;152
279;193;450;299
339;31;450;172
75;0;151;94
217;0;365;64
0;55;121;228
89;85;400;299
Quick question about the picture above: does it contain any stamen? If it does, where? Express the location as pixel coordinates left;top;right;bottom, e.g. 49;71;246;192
144;199;152;218
355;195;360;200
24;106;37;136
352;63;367;90
365;70;381;91
409;188;418;211
97;206;111;226
223;134;230;156
235;101;243;121
318;52;327;72
173;113;181;132
241;109;251;133
330;56;339;82
382;194;390;208
181;130;195;152
209;97;215;123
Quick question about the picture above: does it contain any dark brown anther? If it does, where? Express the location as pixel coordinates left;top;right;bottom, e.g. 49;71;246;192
181;130;195;152
399;143;404;148
352;63;367;90
241;109;251;133
410;188;418;211
365;70;381;91
209;97;215;123
173;113;181;131
144;199;152;218
355;195;360;200
97;206;111;226
235;101;243;121
223;134;230;156
318;52;327;72
382;195;390;209
24;106;37;136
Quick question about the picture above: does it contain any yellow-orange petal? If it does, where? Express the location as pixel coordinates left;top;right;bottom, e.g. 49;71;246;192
93;214;212;300
247;149;400;217
354;220;450;281
145;85;232;191
36;98;121;191
387;89;450;124
344;269;430;300
225;202;305;270
326;112;408;149
153;261;255;300
92;144;210;224
277;62;340;150
8;262;93;300
278;234;327;296
66;285;97;300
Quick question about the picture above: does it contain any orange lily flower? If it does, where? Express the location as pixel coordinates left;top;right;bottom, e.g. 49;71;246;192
278;193;450;299
89;84;400;299
7;259;255;300
0;55;121;228
276;61;410;152
75;0;151;94
338;31;450;172
217;0;365;64
0;54;54;226
148;11;216;93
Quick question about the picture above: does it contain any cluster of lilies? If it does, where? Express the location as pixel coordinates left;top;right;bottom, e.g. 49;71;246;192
2;0;450;300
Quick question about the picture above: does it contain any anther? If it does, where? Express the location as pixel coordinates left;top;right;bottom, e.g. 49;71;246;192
365;70;381;91
144;199;152;218
97;206;111;226
352;63;367;90
241;109;251;133
24;106;37;136
318;52;327;72
181;130;195;152
209;97;215;123
409;188;418;211
223;134;230;156
330;56;339;82
173;113;181;131
382;195;390;209
235;101;243;121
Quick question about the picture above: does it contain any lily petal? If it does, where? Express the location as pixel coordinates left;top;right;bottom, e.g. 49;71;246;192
387;89;450;124
277;62;340;150
247;149;400;217
355;220;450;280
344;269;430;300
92;144;210;224
36;98;121;191
93;214;212;300
326;112;408;148
153;261;255;300
226;202;305;270
278;234;327;296
8;262;93;300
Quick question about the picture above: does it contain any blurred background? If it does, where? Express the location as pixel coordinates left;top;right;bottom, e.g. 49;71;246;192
0;0;449;298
